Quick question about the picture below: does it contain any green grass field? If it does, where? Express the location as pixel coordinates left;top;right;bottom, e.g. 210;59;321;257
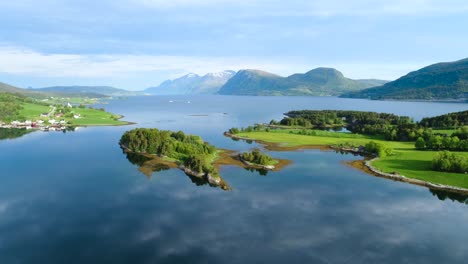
69;108;128;126
236;131;468;189
19;103;50;119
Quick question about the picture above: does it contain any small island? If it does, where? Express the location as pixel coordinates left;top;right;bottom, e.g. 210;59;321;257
120;128;289;190
239;149;278;170
226;110;468;193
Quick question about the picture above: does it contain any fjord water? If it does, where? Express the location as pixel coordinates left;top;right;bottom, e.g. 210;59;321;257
0;96;467;264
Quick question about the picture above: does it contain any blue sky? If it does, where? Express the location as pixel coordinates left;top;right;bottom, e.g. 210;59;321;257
0;0;467;90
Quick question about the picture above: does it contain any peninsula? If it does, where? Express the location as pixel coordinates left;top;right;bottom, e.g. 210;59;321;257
0;92;129;131
226;110;468;193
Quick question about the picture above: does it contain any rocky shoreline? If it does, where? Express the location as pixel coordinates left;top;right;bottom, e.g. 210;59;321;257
363;157;468;194
238;155;275;170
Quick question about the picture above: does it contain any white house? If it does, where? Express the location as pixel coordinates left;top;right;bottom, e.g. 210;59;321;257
67;102;73;108
24;120;32;125
48;119;57;124
73;114;81;119
36;120;45;124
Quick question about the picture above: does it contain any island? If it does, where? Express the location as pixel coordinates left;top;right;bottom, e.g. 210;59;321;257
225;110;468;193
120;128;289;190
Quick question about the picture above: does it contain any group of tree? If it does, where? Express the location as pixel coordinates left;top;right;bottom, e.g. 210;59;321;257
120;128;218;174
364;141;393;158
420;110;468;129
283;110;412;132
240;149;275;166
415;135;468;151
432;151;468;173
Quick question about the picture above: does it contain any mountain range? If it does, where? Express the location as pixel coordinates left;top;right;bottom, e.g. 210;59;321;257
343;58;468;100
2;57;468;100
144;71;236;95
218;68;388;96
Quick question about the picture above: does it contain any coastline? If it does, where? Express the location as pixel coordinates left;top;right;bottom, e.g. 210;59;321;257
225;132;468;195
349;158;468;195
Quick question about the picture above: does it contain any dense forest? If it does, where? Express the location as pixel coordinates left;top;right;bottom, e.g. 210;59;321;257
120;128;218;175
419;110;468;128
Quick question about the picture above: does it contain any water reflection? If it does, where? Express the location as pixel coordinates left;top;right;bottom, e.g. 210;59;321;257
430;189;468;204
0;128;35;140
123;147;290;189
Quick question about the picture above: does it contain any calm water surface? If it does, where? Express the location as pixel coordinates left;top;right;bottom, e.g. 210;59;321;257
0;96;467;264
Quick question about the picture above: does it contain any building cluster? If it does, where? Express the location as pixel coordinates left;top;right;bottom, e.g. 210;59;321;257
0;112;81;132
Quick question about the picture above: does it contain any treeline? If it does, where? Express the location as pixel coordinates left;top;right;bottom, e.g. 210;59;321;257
420;110;468;129
415;127;468;151
281;110;415;139
432;151;468;173
120;128;217;175
228;124;268;134
240;149;274;166
277;110;468;143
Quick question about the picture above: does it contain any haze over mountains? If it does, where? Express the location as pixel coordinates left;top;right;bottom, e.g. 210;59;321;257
32;86;142;97
0;82;107;99
343;58;468;101
144;70;236;95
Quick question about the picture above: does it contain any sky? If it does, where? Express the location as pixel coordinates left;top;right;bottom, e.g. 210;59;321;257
0;0;467;90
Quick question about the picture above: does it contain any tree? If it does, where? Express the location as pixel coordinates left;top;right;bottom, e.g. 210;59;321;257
415;137;426;150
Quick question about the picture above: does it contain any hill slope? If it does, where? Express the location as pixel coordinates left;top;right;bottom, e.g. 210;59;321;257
342;58;468;100
218;68;388;96
145;71;236;95
0;82;43;97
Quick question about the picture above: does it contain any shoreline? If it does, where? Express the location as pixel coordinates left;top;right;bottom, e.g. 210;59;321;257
225;132;468;195
120;144;231;190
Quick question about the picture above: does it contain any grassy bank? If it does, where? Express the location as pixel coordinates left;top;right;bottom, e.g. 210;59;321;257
16;102;128;126
68;108;128;126
235;130;468;189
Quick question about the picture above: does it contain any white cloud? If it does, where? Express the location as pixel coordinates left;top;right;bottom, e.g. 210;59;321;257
131;0;468;16
0;45;437;85
0;45;309;78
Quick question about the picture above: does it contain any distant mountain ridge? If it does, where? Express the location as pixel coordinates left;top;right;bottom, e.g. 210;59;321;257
32;86;141;96
144;70;236;95
342;58;468;100
1;82;105;98
218;68;388;96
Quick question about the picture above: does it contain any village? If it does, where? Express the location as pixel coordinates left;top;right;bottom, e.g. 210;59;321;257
0;102;81;132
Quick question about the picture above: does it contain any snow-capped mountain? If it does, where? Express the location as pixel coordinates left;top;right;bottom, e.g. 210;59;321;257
144;70;236;95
